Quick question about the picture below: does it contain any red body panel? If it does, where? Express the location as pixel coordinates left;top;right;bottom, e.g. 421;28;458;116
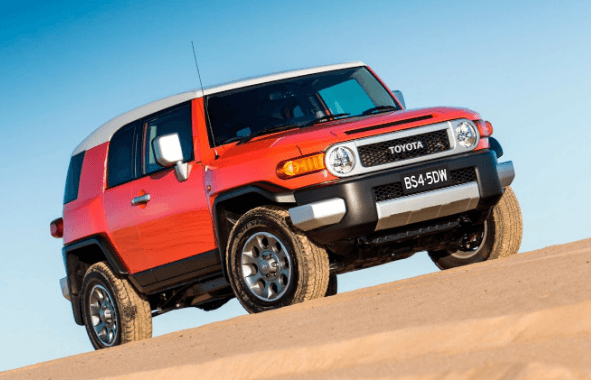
63;143;110;246
131;165;217;269
103;181;147;272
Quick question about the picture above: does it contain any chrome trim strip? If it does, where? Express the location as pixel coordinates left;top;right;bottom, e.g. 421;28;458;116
325;119;480;178
497;161;515;188
375;182;480;231
289;198;347;231
60;277;71;301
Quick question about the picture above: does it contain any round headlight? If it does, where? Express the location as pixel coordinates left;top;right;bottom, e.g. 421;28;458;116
455;122;478;148
328;146;356;175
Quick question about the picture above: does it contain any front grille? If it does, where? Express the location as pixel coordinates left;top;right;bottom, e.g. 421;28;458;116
450;167;477;186
373;167;477;202
373;182;404;202
357;129;450;167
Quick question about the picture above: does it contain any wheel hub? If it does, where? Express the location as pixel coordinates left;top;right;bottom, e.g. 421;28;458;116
241;232;292;302
100;302;114;323
451;222;488;259
88;284;118;346
259;252;279;277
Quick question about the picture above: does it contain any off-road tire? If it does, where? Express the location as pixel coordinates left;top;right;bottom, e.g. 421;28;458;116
226;206;330;313
325;272;338;297
81;262;152;349
429;186;523;269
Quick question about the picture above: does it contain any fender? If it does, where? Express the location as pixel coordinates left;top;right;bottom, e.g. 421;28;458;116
62;234;128;325
489;137;503;159
212;183;296;280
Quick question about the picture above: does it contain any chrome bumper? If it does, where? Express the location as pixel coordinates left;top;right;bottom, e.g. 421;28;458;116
60;277;70;301
288;161;514;232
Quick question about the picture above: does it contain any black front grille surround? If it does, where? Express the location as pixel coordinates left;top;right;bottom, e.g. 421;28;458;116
357;129;451;168
373;167;477;202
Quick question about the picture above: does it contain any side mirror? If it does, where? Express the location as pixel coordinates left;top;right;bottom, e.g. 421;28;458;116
393;90;406;109
153;133;190;181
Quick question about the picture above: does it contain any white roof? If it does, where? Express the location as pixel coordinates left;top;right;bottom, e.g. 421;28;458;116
72;61;366;155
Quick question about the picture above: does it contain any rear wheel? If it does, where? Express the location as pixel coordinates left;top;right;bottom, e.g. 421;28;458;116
226;206;330;313
81;262;152;349
429;186;522;269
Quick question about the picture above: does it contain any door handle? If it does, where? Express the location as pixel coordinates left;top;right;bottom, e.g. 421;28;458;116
131;193;151;206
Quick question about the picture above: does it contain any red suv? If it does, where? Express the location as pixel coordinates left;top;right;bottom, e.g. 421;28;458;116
52;62;522;349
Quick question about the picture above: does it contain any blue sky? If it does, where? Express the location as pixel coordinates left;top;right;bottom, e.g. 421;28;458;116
1;0;590;371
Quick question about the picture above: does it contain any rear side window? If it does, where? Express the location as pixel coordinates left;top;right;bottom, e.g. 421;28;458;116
107;124;137;187
64;151;85;204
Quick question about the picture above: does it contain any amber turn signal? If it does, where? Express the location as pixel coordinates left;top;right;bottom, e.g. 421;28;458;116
277;153;325;179
475;120;493;137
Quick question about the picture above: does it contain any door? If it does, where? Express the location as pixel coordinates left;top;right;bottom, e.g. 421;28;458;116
103;122;150;273
131;104;217;275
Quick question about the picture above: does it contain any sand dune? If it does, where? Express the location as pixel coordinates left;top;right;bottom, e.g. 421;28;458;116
4;238;591;380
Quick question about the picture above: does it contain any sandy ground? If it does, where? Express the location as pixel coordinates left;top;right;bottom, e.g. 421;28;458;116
3;238;591;380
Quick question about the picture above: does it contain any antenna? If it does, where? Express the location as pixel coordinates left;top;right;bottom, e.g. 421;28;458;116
191;41;206;97
191;41;216;156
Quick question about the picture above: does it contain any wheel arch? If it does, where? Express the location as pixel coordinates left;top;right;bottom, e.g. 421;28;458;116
489;137;503;159
212;184;296;280
63;235;128;325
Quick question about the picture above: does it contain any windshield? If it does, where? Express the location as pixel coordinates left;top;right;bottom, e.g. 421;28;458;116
205;67;400;146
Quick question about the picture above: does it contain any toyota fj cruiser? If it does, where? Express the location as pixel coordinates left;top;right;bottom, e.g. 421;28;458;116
52;62;522;349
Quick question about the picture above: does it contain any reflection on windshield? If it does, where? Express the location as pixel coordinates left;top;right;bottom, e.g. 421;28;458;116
206;67;399;146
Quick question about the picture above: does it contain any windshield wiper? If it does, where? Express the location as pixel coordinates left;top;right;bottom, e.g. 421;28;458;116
221;135;245;144
236;124;299;145
361;106;398;115
303;113;351;127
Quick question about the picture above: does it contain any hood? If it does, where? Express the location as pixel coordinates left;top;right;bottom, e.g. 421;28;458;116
218;106;481;159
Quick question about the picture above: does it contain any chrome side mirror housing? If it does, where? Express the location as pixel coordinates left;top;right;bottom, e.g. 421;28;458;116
393;90;406;109
153;133;189;181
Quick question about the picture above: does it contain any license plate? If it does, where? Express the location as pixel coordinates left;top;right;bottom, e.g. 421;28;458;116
401;165;451;195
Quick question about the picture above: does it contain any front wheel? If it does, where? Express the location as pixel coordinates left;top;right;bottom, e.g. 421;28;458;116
226;206;330;314
81;262;152;349
429;186;523;269
325;272;338;297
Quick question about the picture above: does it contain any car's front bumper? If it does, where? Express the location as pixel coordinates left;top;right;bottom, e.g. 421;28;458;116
289;150;512;245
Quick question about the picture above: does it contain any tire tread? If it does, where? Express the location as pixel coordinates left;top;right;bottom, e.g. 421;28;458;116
82;262;152;349
226;205;329;313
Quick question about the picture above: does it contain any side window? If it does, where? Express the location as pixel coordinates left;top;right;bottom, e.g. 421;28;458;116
63;151;85;204
107;124;137;187
143;105;193;175
318;79;374;116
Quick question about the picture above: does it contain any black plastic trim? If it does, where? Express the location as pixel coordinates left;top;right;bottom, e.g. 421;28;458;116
344;115;434;135
129;249;223;295
63;235;128;275
489;137;503;158
62;235;129;325
294;150;503;245
212;183;296;280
